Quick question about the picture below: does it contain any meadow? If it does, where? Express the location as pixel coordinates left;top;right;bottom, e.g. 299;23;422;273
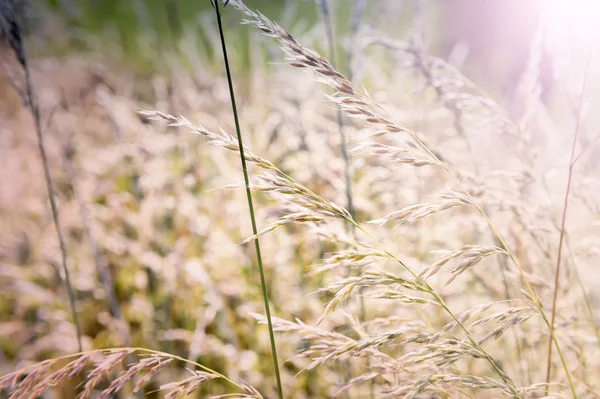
1;0;599;398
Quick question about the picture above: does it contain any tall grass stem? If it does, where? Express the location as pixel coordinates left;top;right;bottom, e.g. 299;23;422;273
212;2;284;398
318;0;355;228
545;47;593;395
11;16;83;352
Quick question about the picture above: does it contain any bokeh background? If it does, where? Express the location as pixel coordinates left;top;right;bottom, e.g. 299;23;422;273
1;0;600;398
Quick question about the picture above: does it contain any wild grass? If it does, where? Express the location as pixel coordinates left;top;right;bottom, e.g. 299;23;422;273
211;1;284;398
2;0;83;351
1;0;600;398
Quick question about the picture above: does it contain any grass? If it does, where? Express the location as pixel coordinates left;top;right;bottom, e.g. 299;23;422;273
1;0;600;398
212;1;284;398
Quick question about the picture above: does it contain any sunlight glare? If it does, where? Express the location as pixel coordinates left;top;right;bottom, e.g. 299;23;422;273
543;0;600;42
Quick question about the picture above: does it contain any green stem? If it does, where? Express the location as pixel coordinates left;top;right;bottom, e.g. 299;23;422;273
212;3;284;399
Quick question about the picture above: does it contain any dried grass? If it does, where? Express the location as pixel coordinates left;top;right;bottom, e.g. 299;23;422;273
2;1;600;398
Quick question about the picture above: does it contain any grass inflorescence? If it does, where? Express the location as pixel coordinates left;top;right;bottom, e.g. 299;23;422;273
1;1;599;398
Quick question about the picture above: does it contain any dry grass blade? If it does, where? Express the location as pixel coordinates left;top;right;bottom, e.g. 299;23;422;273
419;245;507;285
79;350;133;398
250;313;401;373
146;75;521;398
230;2;578;394
98;357;172;398
0;360;56;399
158;370;219;399
368;191;472;226
316;269;429;325
359;30;517;141
142;111;352;222
240;211;326;244
138;110;276;170
387;374;512;398
0;348;256;398
310;245;386;275
351;141;437;167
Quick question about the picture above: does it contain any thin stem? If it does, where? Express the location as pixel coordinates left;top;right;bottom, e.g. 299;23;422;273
166;0;181;44
212;3;284;399
539;175;600;350
318;0;355;228
348;0;366;84
16;25;83;352
245;126;520;395
390;114;578;397
445;167;577;398
545;47;592;395
349;222;520;398
318;3;361;394
572;133;600;166
350;87;576;393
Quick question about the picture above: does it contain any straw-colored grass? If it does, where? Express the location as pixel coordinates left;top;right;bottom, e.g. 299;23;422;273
1;1;599;398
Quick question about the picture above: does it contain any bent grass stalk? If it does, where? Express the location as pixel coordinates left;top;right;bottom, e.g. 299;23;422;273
145;109;521;397
408;88;579;399
229;3;577;395
261;162;521;396
211;2;284;399
1;347;249;395
347;223;521;398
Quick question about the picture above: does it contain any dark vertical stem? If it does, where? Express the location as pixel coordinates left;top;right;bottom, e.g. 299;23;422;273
26;70;83;354
7;10;84;352
212;3;284;399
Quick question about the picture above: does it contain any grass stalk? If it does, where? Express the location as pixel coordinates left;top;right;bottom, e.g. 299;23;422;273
437;162;578;398
4;6;83;352
348;0;366;84
545;47;593;395
3;347;248;394
211;2;284;398
318;0;355;229
317;4;365;395
225;4;524;393
146;107;521;396
348;222;520;398
358;56;577;394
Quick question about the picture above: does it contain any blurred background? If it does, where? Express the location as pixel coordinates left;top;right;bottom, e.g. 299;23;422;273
1;0;599;398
